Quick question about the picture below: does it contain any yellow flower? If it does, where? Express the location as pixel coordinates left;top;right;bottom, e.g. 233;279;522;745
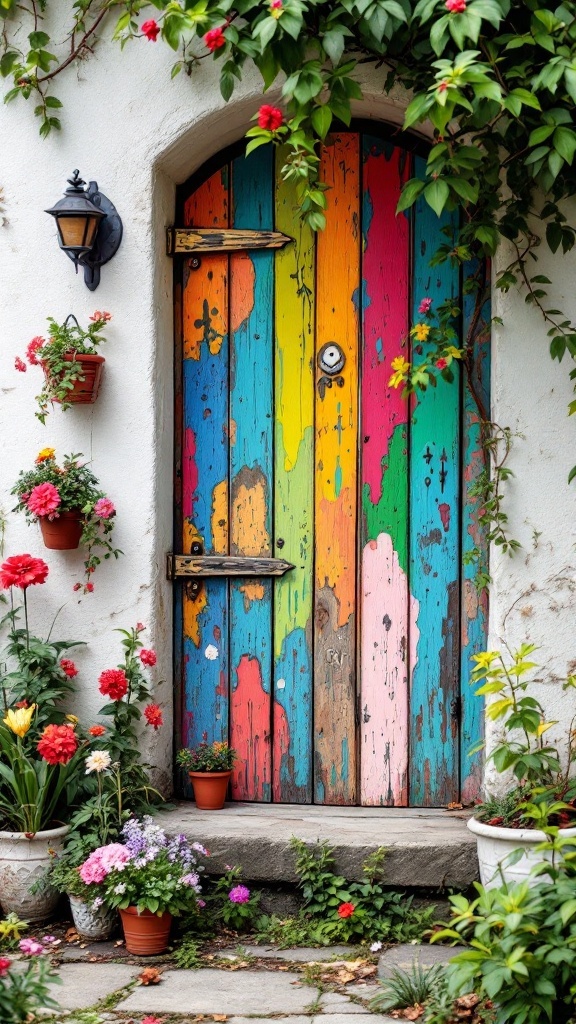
65;714;79;725
388;356;410;389
3;704;36;738
412;323;431;342
472;651;499;669
36;447;56;464
444;346;463;360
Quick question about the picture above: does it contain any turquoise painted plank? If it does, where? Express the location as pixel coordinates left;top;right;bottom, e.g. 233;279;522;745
229;148;274;802
182;169;230;754
460;259;490;802
409;155;461;806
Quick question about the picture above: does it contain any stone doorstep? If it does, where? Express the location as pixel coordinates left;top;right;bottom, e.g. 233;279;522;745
154;803;478;889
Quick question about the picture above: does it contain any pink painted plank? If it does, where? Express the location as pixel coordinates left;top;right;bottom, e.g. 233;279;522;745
360;135;411;805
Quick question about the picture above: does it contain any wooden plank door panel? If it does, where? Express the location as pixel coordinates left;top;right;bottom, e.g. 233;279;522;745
460;260;490;803
359;136;411;806
409;155;461;805
272;147;315;803
314;133;360;805
229;149;275;801
182;168;230;750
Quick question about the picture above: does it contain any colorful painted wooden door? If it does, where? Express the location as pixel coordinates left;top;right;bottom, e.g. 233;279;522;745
174;130;489;807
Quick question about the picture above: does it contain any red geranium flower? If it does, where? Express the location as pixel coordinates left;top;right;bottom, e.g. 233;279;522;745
258;105;284;131
27;482;61;518
60;659;78;678
0;555;49;590
15;700;28;709
337;902;355;918
141;19;160;41
14;357;27;372
445;0;466;9
85;582;95;593
435;357;448;370
144;703;164;730
37;724;78;765
98;668;128;701
26;337;45;365
0;957;11;977
204;25;226;50
139;648;157;667
89;311;112;322
88;724;106;737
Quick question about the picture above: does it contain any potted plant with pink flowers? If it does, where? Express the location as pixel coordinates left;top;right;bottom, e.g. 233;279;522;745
79;817;208;955
14;311;112;423
11;449;121;593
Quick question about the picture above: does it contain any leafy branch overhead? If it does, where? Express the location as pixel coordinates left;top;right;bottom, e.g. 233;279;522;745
3;1;576;469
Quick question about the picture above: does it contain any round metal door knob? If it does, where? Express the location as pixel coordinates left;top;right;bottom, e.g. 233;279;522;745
318;342;345;375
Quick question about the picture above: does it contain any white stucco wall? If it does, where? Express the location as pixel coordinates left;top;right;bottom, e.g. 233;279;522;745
0;9;574;798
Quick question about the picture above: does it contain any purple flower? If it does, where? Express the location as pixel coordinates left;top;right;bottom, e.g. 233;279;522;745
42;936;56;945
19;939;45;956
229;884;250;904
198;899;206;908
180;872;200;888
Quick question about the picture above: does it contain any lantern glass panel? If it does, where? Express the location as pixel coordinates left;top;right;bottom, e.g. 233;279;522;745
56;213;100;250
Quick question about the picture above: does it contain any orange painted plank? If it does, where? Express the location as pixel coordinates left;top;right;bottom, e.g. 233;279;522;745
314;133;360;804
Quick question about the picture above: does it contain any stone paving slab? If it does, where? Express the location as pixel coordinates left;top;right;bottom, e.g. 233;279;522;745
46;962;140;1010
116;968;317;1015
318;992;369;1013
220;945;357;962
378;942;468;979
313;1016;397;1024
155;804;477;887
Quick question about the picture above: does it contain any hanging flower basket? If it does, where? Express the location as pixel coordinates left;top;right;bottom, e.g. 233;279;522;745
39;510;84;551
44;352;105;405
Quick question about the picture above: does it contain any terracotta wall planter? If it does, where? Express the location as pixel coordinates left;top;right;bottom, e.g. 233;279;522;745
188;770;232;810
119;906;172;955
43;353;105;405
39;510;84;550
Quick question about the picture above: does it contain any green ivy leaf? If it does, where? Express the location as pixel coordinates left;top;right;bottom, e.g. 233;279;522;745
311;104;333;139
396;177;426;212
424;178;450;217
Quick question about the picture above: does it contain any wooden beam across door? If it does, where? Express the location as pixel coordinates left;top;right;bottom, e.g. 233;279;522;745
167;554;295;578
166;227;293;255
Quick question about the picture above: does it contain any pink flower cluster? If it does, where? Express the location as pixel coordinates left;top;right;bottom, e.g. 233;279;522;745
93;497;116;519
229;884;251;904
79;843;132;884
27;482;61;518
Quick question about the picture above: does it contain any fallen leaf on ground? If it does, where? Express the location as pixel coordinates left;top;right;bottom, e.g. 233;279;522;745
358;964;377;977
336;969;355;984
455;994;480;1009
65;928;79;943
138;967;162;985
212;1015;227;1020
447;802;463;810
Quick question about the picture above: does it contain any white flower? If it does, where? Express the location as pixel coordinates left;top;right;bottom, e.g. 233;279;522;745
370;941;382;952
114;883;126;895
92;897;104;909
85;750;112;774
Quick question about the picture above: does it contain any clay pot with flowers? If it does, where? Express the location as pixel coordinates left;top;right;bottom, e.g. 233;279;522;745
78;817;208;955
12;450;121;594
14;311;112;424
176;741;238;810
0;554;92;921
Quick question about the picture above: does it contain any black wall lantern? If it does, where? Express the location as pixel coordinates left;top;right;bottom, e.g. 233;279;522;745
45;170;123;291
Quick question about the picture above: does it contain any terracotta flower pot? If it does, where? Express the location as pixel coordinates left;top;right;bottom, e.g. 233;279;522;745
189;770;232;810
43;353;105;405
119;906;172;955
39;511;84;550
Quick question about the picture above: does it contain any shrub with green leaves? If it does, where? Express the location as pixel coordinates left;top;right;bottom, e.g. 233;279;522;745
433;856;576;1024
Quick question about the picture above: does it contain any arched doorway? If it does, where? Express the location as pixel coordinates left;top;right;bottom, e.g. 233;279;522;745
172;127;489;807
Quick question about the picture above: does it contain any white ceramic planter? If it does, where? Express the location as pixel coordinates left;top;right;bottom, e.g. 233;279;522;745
0;824;69;922
69;895;117;940
468;816;576;888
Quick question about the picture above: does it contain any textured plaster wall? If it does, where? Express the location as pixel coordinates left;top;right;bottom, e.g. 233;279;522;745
0;9;574;798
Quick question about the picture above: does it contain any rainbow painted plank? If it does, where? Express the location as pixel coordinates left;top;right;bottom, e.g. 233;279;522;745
360;136;411;806
229;149;275;801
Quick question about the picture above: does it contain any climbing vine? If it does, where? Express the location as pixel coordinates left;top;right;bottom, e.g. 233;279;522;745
2;0;576;496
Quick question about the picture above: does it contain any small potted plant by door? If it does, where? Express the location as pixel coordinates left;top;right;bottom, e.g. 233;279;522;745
80;817;208;955
177;741;238;810
0;553;88;922
12;450;120;594
467;644;576;888
14;311;112;423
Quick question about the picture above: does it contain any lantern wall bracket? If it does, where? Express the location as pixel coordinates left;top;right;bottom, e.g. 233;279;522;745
64;181;123;291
